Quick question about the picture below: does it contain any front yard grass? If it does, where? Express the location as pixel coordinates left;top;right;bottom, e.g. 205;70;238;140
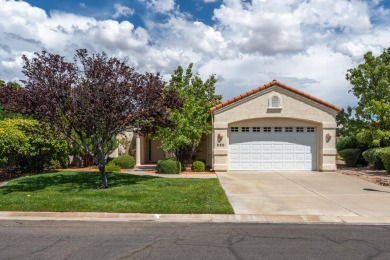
0;171;234;214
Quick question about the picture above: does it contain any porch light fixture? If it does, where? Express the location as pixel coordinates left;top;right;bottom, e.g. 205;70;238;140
217;133;224;143
326;133;332;143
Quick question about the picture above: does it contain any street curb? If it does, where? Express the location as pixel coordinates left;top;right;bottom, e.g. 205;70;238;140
1;211;390;225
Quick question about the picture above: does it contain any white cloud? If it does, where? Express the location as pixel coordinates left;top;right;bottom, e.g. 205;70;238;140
112;3;134;19
0;0;390;109
141;0;176;13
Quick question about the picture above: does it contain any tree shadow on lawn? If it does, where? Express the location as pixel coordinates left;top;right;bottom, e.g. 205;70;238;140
0;171;158;194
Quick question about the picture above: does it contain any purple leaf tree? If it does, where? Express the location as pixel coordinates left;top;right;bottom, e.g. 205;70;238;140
0;49;180;188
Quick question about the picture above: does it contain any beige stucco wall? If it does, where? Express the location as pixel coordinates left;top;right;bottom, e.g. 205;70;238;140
195;135;212;167
212;86;338;172
110;130;135;158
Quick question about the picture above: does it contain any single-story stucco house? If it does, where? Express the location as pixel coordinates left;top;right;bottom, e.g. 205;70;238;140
113;80;341;172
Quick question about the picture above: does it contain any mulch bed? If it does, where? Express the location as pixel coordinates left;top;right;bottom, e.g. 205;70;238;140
336;162;390;187
180;171;216;174
145;169;215;174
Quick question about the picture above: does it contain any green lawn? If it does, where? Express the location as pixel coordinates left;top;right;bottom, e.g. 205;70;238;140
0;171;234;214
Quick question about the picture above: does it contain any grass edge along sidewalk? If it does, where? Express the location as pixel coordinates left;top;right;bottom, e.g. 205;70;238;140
0;171;234;214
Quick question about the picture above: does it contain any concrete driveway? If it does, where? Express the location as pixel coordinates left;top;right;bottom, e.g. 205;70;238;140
217;171;390;217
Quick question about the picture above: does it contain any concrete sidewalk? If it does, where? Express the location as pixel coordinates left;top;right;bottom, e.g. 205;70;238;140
125;165;217;179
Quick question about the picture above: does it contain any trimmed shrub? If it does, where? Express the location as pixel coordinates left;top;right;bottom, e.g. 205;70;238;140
113;155;135;169
157;159;181;174
339;149;360;167
0;118;68;173
362;148;384;169
192;160;205;172
336;135;362;152
105;161;121;172
336;136;369;166
379;147;390;173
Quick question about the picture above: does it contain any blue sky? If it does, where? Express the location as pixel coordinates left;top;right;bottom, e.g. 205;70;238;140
24;0;220;25
1;0;390;108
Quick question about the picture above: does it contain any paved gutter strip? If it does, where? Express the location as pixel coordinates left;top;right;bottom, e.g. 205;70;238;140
1;211;390;225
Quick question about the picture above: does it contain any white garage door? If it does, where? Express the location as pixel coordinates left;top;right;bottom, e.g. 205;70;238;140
229;127;317;171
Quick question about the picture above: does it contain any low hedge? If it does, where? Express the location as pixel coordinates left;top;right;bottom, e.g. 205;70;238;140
192;160;205;172
113;155;135;169
157;159;181;174
336;135;362;152
362;148;384;169
379;147;390;173
105;161;121;172
339;148;360;167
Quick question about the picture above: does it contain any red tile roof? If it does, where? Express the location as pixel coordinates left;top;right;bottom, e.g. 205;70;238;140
210;80;341;112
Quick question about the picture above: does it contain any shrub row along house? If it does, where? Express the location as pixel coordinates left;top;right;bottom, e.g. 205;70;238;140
112;80;341;172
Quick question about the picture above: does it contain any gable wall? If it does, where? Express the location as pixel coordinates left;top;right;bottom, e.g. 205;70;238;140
212;86;338;172
213;87;337;124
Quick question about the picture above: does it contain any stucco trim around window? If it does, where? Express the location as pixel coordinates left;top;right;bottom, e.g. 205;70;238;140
268;94;282;108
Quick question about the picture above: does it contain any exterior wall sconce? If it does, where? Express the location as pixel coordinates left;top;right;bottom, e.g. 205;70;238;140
217;133;224;143
326;133;332;143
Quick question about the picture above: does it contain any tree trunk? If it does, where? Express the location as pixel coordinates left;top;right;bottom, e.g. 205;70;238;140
98;165;109;189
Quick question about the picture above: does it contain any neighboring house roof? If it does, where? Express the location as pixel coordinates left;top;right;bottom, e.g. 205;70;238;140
210;80;341;112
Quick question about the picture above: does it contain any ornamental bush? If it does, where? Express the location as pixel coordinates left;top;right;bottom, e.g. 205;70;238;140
105;161;121;172
0;118;68;173
379;147;390;173
336;135;361;152
192;160;205;172
337;135;368;165
112;155;135;169
339;149;361;167
157;159;181;174
362;148;384;169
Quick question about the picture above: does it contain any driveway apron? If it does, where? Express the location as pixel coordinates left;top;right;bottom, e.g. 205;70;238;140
217;171;390;216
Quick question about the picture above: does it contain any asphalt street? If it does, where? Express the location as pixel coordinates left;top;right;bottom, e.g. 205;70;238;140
0;220;389;260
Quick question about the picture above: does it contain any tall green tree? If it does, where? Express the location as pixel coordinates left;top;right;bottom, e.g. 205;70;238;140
342;47;390;146
156;64;222;165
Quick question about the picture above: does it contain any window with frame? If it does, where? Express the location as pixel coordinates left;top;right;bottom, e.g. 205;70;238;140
264;127;272;132
307;127;315;132
231;127;238;132
285;127;293;132
275;127;282;132
242;127;250;132
271;96;280;107
253;127;261;132
296;127;304;132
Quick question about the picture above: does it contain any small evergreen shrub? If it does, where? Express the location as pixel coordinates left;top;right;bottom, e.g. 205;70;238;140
339;149;360;167
362;148;384;169
336;136;361;152
113;155;135;169
105;161;121;172
157;159;181;174
192;160;205;172
379;147;390;173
